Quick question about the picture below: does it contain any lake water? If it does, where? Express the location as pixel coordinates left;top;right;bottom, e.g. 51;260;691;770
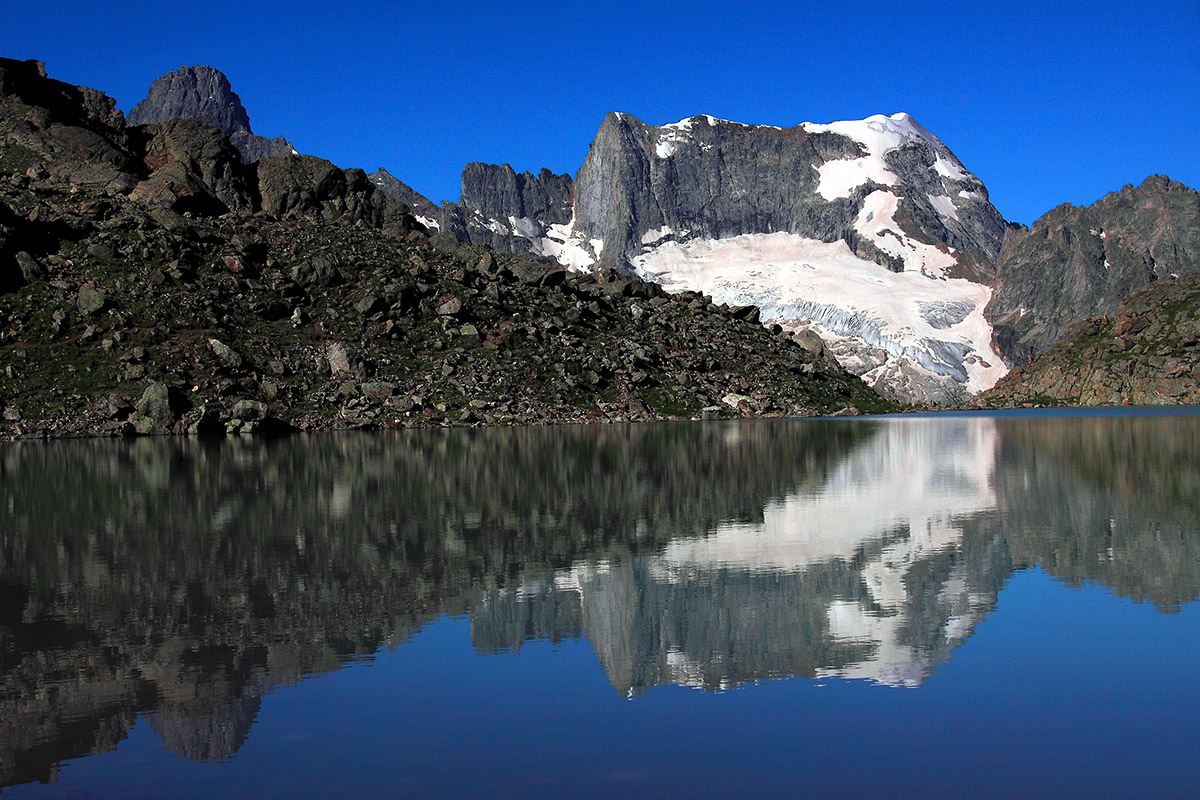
1;409;1198;798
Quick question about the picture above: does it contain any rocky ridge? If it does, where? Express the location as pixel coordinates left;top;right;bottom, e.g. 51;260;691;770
975;271;1200;407
127;65;296;164
0;56;892;439
986;175;1200;364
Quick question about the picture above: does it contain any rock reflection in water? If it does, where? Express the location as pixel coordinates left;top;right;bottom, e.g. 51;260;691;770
1;411;1198;787
473;418;1011;692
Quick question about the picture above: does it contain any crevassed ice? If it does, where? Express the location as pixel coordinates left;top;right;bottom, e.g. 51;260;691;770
630;232;1007;393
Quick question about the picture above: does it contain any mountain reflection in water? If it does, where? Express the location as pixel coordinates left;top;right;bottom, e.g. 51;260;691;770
1;412;1198;787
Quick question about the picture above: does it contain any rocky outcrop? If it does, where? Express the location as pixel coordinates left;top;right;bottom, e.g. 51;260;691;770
253;155;416;235
128;118;255;214
975;271;1200;407
0;56;137;191
128;65;296;164
0;55;419;297
367;166;440;220
986;175;1200;363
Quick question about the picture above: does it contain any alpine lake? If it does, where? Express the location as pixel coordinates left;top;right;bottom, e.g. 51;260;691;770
1;407;1198;798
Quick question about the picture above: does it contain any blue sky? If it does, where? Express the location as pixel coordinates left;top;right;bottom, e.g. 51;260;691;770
2;0;1196;224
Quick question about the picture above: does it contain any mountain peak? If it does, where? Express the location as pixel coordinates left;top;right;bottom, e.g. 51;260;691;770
127;66;295;164
128;65;251;134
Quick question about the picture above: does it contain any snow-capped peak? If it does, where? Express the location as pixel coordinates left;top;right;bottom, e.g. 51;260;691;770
802;112;969;200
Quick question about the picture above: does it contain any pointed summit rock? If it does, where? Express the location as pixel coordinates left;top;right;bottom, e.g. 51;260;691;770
128;65;296;164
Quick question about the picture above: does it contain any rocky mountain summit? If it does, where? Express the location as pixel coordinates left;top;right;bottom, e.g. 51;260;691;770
368;166;440;221
986;175;1200;364
401;111;1012;405
128;65;296;164
976;271;1200;407
0;56;891;438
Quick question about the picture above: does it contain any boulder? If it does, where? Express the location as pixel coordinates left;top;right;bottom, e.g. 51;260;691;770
130;382;178;434
129;118;254;215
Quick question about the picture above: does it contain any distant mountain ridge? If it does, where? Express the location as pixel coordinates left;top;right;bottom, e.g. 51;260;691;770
128;65;296;164
98;63;1200;408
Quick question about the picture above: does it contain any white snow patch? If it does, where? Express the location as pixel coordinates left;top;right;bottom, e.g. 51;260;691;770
415;215;440;231
483;217;509;236
630;231;1007;393
813;157;897;201
854;191;958;277
803;112;970;200
641;225;674;245
932;155;968;181
532;219;599;271
508;216;543;239
927;193;960;222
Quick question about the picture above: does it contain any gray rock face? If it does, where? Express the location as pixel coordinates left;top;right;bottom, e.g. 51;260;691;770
439;164;574;257
445;112;1006;281
575;113;1004;276
428;111;1011;405
128;66;295;164
986;175;1200;363
129;118;255;215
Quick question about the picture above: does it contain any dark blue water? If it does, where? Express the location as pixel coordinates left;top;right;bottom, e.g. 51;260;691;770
2;409;1198;798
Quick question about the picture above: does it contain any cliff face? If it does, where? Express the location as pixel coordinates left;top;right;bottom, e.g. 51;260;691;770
127;65;296;164
567;112;1005;278
439;163;574;257
445;112;1006;281
986;175;1200;363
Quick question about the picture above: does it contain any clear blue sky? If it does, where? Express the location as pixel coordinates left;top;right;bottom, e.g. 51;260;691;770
2;0;1196;224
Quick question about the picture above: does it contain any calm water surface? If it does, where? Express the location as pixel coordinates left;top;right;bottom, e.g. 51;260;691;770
1;409;1198;798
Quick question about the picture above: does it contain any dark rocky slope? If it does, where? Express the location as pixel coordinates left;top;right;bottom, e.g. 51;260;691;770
128;65;296;164
0;57;891;438
986;175;1200;364
975;271;1200;407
